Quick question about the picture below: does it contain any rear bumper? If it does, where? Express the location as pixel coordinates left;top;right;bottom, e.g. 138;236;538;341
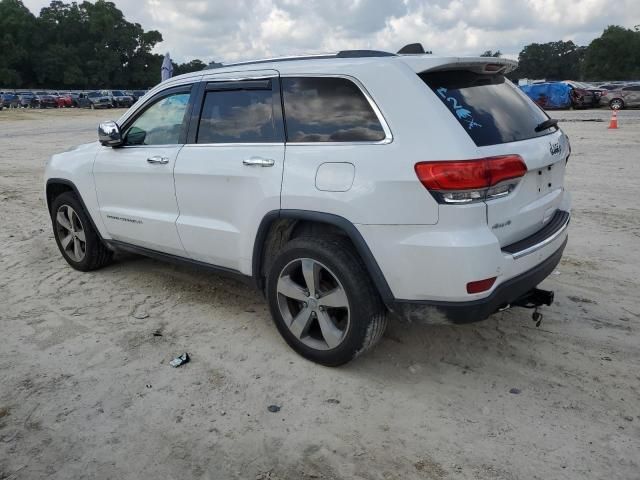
393;237;566;323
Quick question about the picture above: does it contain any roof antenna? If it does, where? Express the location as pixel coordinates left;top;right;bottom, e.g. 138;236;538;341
397;43;430;54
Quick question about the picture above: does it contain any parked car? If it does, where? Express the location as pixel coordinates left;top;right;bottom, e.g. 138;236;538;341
519;82;572;109
560;81;595;108
0;94;3;111
600;84;640;109
16;92;38;108
563;81;602;107
45;48;570;366
86;91;112;109
68;92;86;108
35;91;57;108
129;90;148;103
2;93;19;108
55;92;73;108
108;90;134;108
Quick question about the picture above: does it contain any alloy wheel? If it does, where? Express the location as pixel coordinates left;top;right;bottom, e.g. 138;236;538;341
276;258;350;350
55;205;87;262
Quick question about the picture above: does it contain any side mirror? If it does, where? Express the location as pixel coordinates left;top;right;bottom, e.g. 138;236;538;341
98;121;123;147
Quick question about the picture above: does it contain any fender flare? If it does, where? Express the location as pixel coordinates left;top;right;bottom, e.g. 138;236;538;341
46;178;105;241
252;210;395;309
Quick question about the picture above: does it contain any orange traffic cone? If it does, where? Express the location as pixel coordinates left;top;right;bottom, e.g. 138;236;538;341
608;110;618;129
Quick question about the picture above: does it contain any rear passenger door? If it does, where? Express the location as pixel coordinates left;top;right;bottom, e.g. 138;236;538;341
174;70;285;273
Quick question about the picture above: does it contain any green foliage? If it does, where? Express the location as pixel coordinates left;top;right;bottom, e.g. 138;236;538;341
480;50;501;57
173;59;207;76
0;0;37;85
512;41;585;80
511;27;640;81
0;0;208;89
582;26;640;80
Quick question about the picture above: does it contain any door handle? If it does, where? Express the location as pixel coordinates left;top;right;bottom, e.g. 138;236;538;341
242;157;275;167
147;155;169;164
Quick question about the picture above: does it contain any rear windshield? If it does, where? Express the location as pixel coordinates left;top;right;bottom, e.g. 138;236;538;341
419;71;553;147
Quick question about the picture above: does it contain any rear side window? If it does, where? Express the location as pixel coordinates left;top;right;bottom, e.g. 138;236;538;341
419;71;551;147
197;83;278;143
282;77;386;142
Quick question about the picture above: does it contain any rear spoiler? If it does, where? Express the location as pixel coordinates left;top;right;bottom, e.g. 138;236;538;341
397;56;518;75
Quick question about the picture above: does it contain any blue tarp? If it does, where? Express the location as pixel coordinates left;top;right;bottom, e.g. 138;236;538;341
519;82;572;109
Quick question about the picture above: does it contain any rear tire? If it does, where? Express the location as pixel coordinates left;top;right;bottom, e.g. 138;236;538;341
50;192;113;271
610;98;624;110
266;236;387;366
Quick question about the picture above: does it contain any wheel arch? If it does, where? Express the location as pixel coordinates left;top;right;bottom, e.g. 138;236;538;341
46;178;105;241
252;210;395;310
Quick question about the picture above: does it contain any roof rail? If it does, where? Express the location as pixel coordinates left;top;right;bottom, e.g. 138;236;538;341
336;50;396;58
205;50;396;70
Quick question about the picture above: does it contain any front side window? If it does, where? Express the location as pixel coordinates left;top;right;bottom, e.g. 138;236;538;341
124;92;190;146
197;85;277;143
282;77;386;142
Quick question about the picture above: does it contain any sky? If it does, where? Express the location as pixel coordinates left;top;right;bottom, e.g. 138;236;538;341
21;0;640;63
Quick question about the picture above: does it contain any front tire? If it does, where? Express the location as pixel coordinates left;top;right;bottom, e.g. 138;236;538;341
50;192;112;271
266;236;387;366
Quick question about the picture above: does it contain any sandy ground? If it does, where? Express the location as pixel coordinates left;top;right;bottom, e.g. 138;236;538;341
0;107;639;480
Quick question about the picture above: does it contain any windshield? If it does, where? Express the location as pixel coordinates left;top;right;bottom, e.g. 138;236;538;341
113;90;124;96
88;92;101;98
419;70;553;147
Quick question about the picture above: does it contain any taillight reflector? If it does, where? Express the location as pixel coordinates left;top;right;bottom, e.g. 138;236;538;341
415;155;527;191
466;277;497;294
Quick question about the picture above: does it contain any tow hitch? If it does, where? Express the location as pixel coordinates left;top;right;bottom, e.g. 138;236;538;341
500;288;555;327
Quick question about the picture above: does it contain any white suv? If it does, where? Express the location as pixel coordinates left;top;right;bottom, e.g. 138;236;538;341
44;47;571;366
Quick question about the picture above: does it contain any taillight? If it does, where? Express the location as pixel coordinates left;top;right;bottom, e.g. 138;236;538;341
466;277;497;294
415;155;527;204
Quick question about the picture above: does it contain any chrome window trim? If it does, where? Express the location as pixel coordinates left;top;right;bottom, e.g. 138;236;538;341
183;143;285;148
178;73;393;147
203;74;277;83
280;73;393;146
508;213;571;260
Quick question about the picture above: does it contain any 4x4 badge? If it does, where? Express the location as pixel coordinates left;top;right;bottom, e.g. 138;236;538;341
549;142;561;156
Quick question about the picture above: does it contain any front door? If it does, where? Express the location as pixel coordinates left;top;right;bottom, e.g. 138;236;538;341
94;86;194;256
174;71;285;273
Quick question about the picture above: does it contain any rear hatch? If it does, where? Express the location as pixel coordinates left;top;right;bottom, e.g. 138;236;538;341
409;58;568;247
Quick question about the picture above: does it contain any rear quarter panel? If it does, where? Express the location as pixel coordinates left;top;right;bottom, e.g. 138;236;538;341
280;60;481;225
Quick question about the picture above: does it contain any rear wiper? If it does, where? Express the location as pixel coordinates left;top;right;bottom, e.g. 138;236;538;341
535;118;559;132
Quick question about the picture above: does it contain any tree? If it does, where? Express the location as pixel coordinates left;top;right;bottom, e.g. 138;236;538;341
173;59;208;76
480;50;501;57
0;0;165;88
512;41;585;80
0;0;37;86
582;26;640;80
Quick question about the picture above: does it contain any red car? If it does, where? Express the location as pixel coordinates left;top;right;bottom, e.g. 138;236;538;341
54;92;73;108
